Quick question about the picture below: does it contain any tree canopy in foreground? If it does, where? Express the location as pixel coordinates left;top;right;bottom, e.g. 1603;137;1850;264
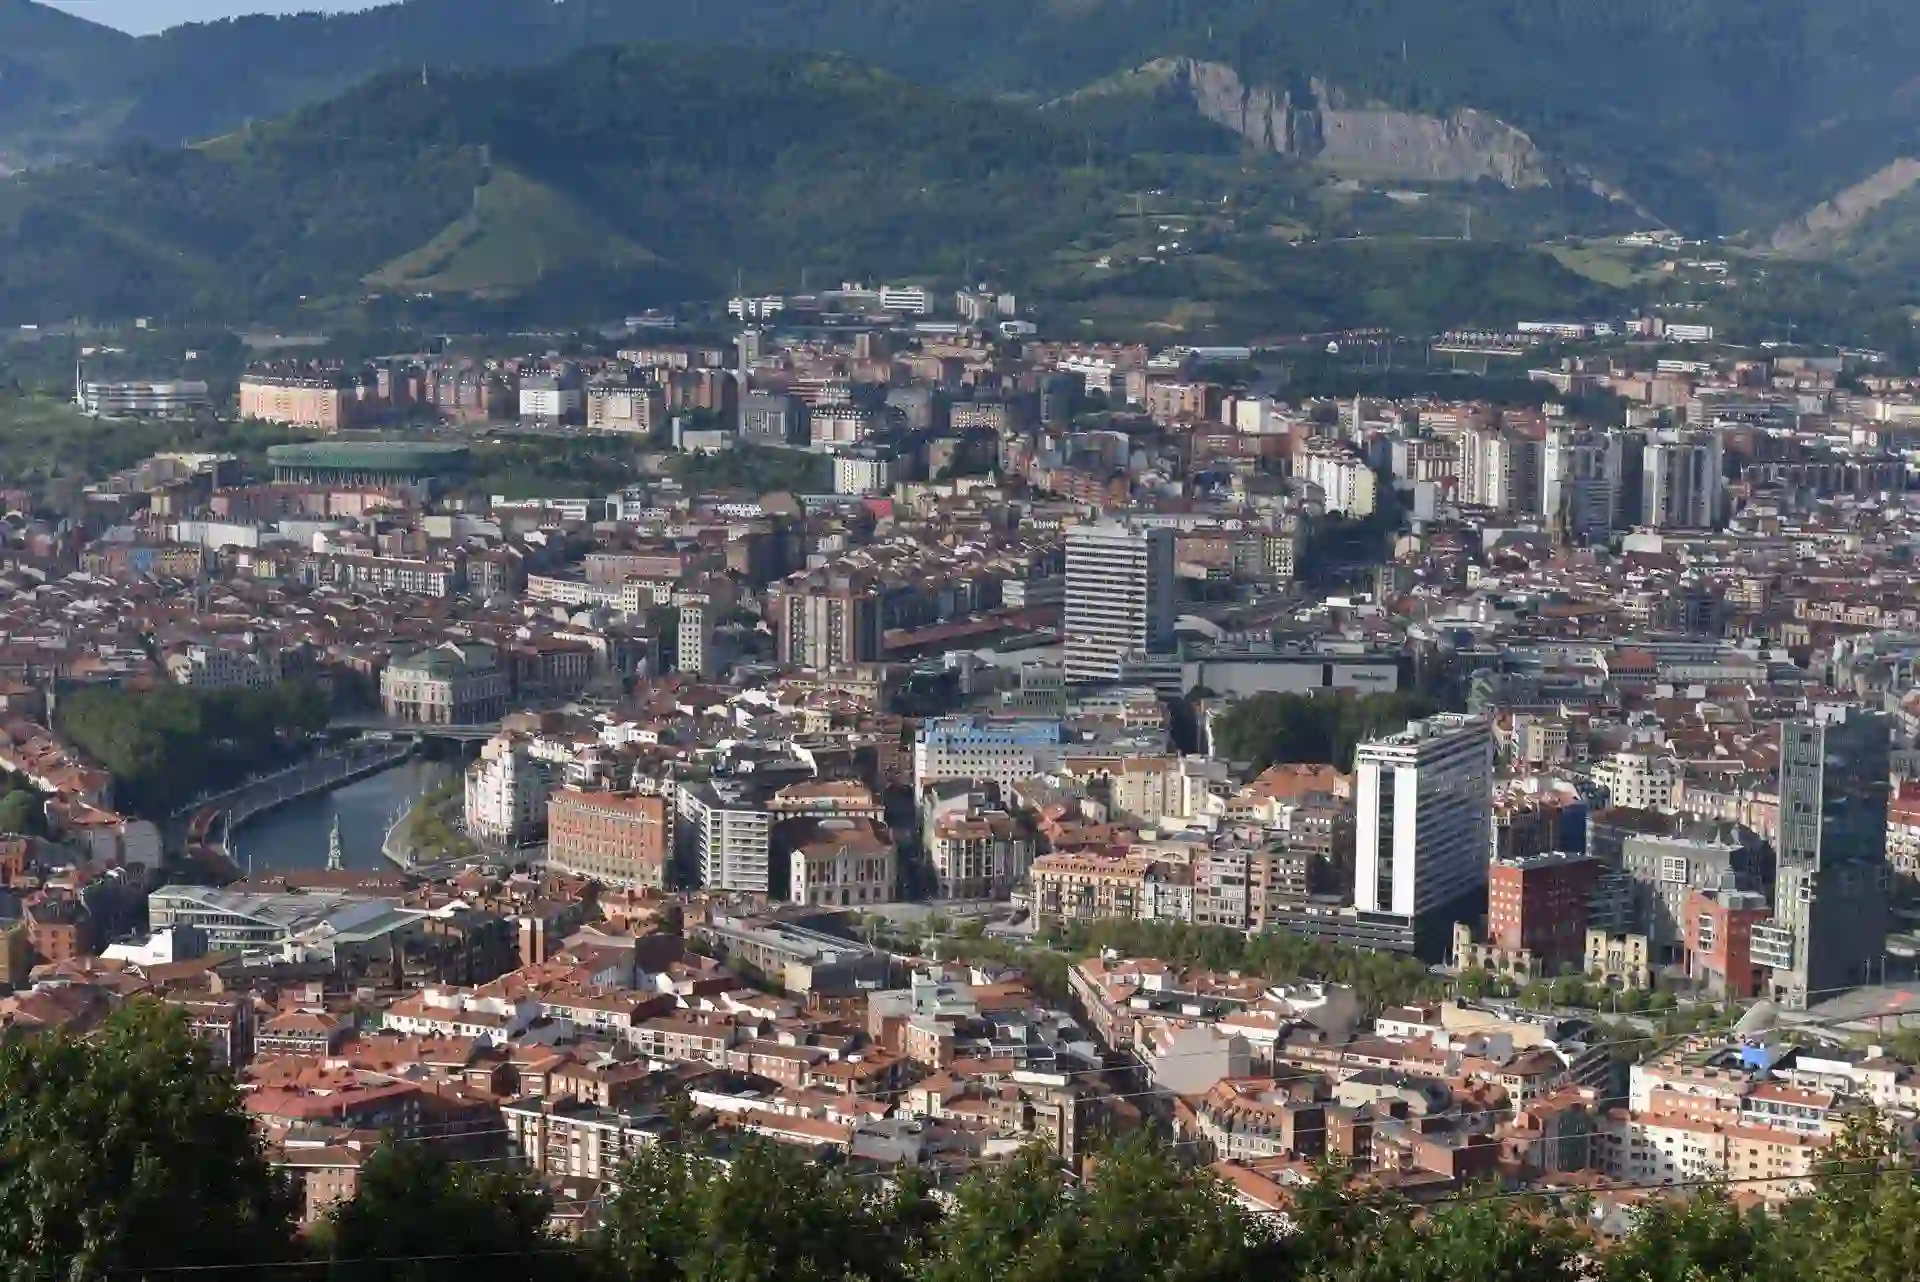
3;1003;1919;1282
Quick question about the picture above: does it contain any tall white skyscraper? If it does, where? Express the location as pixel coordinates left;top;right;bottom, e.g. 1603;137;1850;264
678;779;770;893
1354;714;1494;951
1064;522;1176;684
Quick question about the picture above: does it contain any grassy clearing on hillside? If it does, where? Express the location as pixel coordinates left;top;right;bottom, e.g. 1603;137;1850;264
1546;241;1666;288
366;168;655;295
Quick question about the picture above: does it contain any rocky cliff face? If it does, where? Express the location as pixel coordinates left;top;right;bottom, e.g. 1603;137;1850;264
1149;57;1556;188
1769;157;1920;254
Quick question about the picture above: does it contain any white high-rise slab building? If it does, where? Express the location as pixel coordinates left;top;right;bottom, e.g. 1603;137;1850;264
1354;715;1495;942
1064;522;1176;684
678;780;771;894
1641;429;1723;530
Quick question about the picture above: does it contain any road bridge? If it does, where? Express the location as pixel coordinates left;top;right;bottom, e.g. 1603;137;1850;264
327;716;505;743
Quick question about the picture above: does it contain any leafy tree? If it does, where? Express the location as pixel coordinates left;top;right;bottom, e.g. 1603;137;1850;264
0;789;42;836
0;1001;297;1279
1790;1111;1920;1282
324;1142;571;1282
670;448;832;496
1603;1190;1790;1282
1047;918;1437;1012
602;1139;935;1282
917;1147;1071;1282
57;680;331;818
1211;691;1440;773
923;1139;1286;1282
600;1144;706;1282
1337;1197;1586;1282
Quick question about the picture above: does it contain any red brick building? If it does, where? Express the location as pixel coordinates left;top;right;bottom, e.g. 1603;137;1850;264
1684;886;1772;999
545;789;669;891
1486;852;1599;971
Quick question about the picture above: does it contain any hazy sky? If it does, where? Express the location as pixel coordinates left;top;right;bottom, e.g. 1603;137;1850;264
44;0;385;35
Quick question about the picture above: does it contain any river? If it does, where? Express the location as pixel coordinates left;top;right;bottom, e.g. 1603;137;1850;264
232;758;459;874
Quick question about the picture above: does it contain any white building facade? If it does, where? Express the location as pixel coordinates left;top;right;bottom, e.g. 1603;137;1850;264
678;780;771;894
464;733;551;847
1354;715;1495;932
1063;522;1176;684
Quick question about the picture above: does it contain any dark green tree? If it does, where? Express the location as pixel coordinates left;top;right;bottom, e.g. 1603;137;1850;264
1603;1189;1790;1282
602;1139;934;1282
917;1147;1071;1282
0;1001;298;1279
57;681;331;818
324;1142;572;1282
601;1144;704;1282
1788;1111;1920;1282
0;789;42;836
1210;691;1439;773
923;1138;1287;1282
1338;1197;1585;1282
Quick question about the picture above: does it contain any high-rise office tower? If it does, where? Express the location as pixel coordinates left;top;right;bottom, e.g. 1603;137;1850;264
1354;714;1495;958
1755;710;1890;1008
1064;522;1176;684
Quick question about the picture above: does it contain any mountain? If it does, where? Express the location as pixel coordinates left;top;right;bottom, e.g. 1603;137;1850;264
0;46;1116;322
0;0;128;64
5;0;1920;238
0;43;1625;334
0;0;135;170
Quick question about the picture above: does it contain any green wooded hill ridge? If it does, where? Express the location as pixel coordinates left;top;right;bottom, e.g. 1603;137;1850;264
6;0;1920;239
0;46;1118;322
0;43;1636;333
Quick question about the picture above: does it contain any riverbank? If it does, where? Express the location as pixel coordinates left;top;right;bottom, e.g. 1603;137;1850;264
230;757;457;874
185;738;415;877
381;800;419;869
383;776;475;871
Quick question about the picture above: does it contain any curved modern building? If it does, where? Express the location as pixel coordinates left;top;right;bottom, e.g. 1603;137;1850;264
266;441;471;488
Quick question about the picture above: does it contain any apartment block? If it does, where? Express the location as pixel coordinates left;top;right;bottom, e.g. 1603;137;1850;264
546;788;670;891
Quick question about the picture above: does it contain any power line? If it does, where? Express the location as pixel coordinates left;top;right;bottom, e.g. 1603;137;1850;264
1244;1155;1920;1214
99;1158;1920;1273
106;1245;599;1275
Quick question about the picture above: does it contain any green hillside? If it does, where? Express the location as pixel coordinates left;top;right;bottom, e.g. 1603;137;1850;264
0;46;1115;323
5;0;1920;239
0;42;1650;336
0;0;136;168
366;166;655;296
